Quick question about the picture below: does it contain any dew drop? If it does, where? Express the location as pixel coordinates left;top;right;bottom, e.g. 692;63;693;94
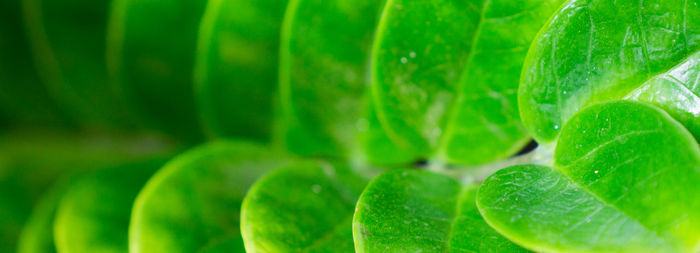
409;51;416;58
400;57;408;64
553;125;560;130
594;170;599;174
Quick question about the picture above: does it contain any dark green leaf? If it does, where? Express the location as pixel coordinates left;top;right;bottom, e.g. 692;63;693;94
241;161;367;252
353;169;527;252
22;0;138;129
0;131;174;253
194;0;287;140
478;101;700;252
107;0;207;141
0;0;67;127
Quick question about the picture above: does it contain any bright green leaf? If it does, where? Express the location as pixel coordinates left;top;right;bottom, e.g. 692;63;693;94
280;0;389;159
519;0;700;143
241;161;367;252
53;158;169;253
194;0;287;140
107;0;207;141
353;169;527;253
478;101;700;252
372;0;563;165
129;141;289;253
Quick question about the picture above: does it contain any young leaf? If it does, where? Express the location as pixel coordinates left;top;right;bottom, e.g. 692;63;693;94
353;169;527;253
53;158;169;253
0;0;68;127
519;0;700;143
478;101;700;252
129;141;290;253
241;161;367;252
22;0;138;129
372;0;564;165
194;0;287;140
107;0;207;141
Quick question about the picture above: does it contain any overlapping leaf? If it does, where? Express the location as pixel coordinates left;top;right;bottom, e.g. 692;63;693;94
194;0;286;140
129;141;289;253
54;158;169;253
478;101;700;252
22;0;137;129
519;0;700;143
372;0;564;165
353;170;527;253
107;0;207;141
241;161;367;252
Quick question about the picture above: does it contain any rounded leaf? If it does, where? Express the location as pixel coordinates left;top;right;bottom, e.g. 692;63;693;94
519;0;700;143
354;169;527;253
129;141;289;253
372;0;563;164
241;161;367;252
194;0;287;140
478;101;700;252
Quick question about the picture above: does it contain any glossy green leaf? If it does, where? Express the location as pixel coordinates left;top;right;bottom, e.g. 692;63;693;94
626;51;700;138
478;101;700;252
107;0;207;141
519;0;700;143
0;131;174;253
194;0;287;140
54;158;169;253
241;161;367;252
0;0;68;127
372;0;563;165
17;176;76;253
353;169;527;252
22;0;137;129
280;0;385;158
130;141;289;253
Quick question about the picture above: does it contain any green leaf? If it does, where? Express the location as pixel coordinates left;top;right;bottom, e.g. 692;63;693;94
17;176;76;253
371;0;563;165
241;161;367;252
0;131;174;253
478;101;700;252
626;51;700;138
280;0;387;158
353;169;527;252
53;158;169;253
107;0;207;141
22;0;137;129
129;141;289;253
194;0;287;140
519;0;700;143
0;0;68;127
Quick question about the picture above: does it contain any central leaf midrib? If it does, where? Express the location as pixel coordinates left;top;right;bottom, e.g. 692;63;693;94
442;185;471;253
554;165;677;251
435;0;492;159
